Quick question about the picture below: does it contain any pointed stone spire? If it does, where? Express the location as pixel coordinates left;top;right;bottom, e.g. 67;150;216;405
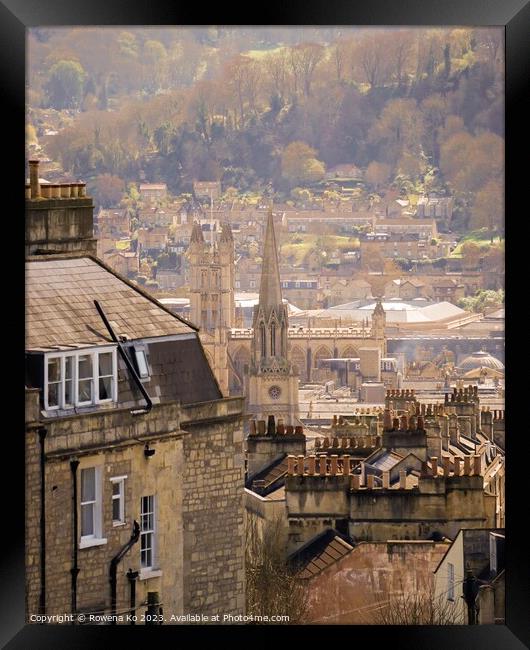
220;221;233;243
258;210;283;310
190;221;204;243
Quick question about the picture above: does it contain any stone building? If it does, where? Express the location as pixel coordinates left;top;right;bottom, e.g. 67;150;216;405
433;528;505;624
246;211;300;424
187;221;235;395
25;161;245;624
295;537;450;624
284;386;505;553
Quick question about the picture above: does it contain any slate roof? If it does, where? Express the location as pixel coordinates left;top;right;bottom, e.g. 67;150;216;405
26;256;196;352
246;454;288;496
289;529;354;579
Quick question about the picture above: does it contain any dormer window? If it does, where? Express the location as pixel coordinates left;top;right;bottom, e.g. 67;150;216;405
44;346;118;410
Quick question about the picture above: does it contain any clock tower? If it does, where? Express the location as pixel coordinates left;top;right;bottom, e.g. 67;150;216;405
247;210;299;424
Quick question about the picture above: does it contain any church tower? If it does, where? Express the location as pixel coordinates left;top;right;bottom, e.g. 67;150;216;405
247;211;299;423
371;298;387;356
188;221;234;394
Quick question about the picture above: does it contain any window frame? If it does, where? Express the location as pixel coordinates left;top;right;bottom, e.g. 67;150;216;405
140;495;157;570
44;346;118;410
110;475;127;527
79;466;107;549
447;562;455;601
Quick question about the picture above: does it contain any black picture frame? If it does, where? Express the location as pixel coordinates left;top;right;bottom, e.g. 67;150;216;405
6;1;529;647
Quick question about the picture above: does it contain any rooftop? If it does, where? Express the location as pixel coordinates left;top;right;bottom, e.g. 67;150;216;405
26;256;195;352
289;529;354;579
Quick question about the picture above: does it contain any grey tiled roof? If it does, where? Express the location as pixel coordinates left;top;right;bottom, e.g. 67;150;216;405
26;256;195;351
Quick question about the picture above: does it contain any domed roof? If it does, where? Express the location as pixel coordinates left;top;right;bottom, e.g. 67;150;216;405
459;350;504;371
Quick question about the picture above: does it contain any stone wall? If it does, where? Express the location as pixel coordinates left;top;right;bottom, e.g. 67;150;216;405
25;398;184;622
180;397;246;618
303;541;449;624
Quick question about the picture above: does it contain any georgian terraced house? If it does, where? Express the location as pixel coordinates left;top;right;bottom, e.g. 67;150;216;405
25;161;245;623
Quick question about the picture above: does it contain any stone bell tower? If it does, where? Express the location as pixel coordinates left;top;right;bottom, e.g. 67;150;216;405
371;298;387;356
188;221;234;394
247;211;299;423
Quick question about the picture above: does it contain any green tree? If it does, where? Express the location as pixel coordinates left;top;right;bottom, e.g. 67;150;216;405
44;60;86;109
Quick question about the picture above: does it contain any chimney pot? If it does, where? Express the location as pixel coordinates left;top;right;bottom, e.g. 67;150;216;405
287;455;296;476
399;470;407;489
342;455;351;475
351;474;360;490
295;425;304;436
330;455;339;475
297;455;305;476
463;456;471;476
367;473;375;489
473;454;481;475
286;425;294;435
383;471;390;489
267;415;276;436
319;454;327;476
307;455;316;475
454;457;462;476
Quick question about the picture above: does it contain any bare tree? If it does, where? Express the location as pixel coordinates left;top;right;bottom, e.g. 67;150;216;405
374;587;462;625
246;515;309;623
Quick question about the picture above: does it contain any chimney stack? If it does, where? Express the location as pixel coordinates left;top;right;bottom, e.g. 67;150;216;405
29;160;41;199
430;457;438;477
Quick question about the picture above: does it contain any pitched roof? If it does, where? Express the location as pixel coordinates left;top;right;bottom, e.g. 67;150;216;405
26;255;196;352
246;454;288;496
289;529;354;579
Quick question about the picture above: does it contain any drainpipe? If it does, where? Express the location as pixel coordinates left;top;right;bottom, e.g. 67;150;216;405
126;568;139;624
109;520;140;624
93;300;152;415
70;458;80;620
463;567;479;625
37;426;47;616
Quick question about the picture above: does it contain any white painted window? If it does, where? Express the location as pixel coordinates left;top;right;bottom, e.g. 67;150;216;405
140;495;156;569
110;476;127;526
44;347;118;410
80;467;105;546
447;562;455;600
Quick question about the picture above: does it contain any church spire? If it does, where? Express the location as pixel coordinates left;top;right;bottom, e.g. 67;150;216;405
258;210;283;310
